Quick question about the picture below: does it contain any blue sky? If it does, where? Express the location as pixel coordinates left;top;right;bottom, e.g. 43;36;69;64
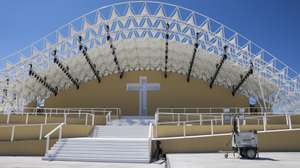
0;0;299;72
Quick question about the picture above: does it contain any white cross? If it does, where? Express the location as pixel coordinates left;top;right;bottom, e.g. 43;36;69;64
127;76;160;116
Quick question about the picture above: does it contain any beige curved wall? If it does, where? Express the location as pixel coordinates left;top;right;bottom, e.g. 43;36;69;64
44;71;249;115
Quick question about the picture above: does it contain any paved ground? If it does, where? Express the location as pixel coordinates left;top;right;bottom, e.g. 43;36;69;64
167;152;300;168
2;153;300;168
0;156;165;168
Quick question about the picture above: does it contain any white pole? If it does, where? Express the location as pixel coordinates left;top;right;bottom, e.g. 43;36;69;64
11;125;15;142
85;113;88;125
92;114;95;126
210;120;214;135
183;122;186;137
6;114;10;124
200;114;202;125
221;114;224;125
39;124;43;140
44;113;48;124
59;126;63;139
25;113;29;124
263;113;267;131
288;115;292;129
64;113;67;124
46;136;50;153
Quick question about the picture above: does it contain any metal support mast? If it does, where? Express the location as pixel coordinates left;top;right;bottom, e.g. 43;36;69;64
105;24;124;79
78;36;101;83
52;50;80;89
232;62;254;96
28;64;58;96
187;32;200;82
164;23;170;78
209;46;228;88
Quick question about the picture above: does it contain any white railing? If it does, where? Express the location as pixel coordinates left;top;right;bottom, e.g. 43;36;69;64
157;107;268;114
22;107;121;117
154;112;299;138
1;112;95;126
0;123;60;142
44;123;64;153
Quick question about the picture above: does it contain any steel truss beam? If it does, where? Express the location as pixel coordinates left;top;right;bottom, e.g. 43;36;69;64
105;24;124;79
187;32;200;82
209;46;228;88
78;36;101;83
232;63;254;96
28;64;58;96
52;50;80;89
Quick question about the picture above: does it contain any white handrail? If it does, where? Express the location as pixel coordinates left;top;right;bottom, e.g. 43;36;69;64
1;112;95;125
44;123;64;153
154;112;299;138
22;107;121;117
0;123;60;142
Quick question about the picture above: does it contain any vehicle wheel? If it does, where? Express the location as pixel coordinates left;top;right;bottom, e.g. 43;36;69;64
246;148;256;159
224;153;228;159
239;149;246;158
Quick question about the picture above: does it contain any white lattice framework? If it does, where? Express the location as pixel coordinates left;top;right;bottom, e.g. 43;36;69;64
0;1;299;113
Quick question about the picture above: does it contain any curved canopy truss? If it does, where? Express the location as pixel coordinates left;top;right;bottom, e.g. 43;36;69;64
0;1;299;113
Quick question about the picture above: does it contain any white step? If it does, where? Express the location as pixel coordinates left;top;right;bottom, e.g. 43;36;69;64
92;126;149;138
44;138;151;163
44;117;153;163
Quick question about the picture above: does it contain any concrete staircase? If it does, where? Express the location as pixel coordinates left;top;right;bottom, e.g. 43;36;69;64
43;138;151;163
43;116;153;163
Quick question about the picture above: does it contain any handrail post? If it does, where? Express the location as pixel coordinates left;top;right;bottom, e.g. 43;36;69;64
10;125;15;142
59;126;63;139
177;113;180;126
263;112;267;131
221;114;224;126
64;113;67;124
44;113;48;124
39;124;43;140
183;122;186;137
46;136;50;154
200;114;202;125
26;113;29;124
92;114;95;126
210;120;214;135
288;114;292;129
85;113;88;125
7;114;10;124
285;114;289;126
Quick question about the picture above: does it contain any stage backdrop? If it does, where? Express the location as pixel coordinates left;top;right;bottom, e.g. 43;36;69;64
40;71;248;116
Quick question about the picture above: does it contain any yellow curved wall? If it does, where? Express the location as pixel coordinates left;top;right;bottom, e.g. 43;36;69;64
44;71;249;115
